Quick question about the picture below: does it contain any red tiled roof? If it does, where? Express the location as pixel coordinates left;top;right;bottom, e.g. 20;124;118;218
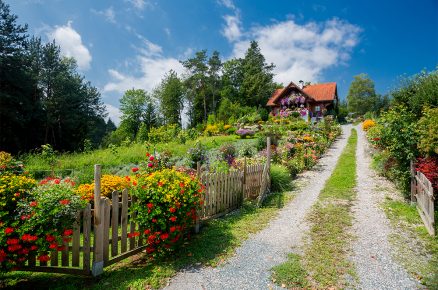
303;82;337;102
267;88;284;106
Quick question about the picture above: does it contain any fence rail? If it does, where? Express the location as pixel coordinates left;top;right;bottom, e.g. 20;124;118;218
411;161;435;236
15;138;272;276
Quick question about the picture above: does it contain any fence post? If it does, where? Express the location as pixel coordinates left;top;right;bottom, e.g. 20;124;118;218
242;157;247;202
266;137;271;191
410;160;417;203
92;164;104;276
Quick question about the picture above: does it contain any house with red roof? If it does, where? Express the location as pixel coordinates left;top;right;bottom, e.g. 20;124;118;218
266;80;338;120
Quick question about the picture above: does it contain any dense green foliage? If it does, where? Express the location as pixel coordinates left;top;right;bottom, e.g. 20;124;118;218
346;73;390;116
0;1;106;153
367;69;438;195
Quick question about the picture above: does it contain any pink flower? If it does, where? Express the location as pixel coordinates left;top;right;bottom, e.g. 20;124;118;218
149;156;154;161
147;163;153;168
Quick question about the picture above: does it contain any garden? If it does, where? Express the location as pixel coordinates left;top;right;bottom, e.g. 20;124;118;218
0;114;341;281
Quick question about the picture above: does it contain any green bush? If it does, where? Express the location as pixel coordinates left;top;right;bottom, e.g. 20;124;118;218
149;124;180;144
417;107;438;156
270;164;292;192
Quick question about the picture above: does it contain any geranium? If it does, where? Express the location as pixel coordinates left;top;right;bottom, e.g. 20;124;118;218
131;168;203;256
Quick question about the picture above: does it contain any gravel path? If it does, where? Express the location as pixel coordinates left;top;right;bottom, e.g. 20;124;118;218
164;125;352;290
349;126;421;289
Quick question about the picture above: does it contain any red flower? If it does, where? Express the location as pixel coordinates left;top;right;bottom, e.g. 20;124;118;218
147;235;156;244
158;182;163;187
0;250;7;262
37;255;50;262
7;238;19;245
149;156;154;161
133;181;137;186
146;246;155;254
147;163;153;168
57;246;65;251
14;192;20;197
46;234;56;242
5;227;14;234
59;199;70;205
54;179;61;184
146;152;151;157
29;201;37;207
21;234;38;242
8;244;22;252
144;229;151;235
160;233;169;240
179;182;185;188
152;218;157;223
147;203;153;209
132;167;139;173
170;226;177;233
63;229;73;236
30;245;38;251
49;243;58;249
169;207;176;213
63;237;72;243
169;216;177;222
128;232;140;238
180;189;185;194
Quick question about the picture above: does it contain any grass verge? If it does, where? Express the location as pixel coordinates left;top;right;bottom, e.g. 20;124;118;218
382;198;438;288
0;191;293;290
271;128;358;289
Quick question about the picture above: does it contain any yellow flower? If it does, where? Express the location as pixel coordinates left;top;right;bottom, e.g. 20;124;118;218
362;119;376;131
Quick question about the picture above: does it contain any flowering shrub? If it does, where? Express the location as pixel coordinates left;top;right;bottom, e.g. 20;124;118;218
219;143;236;165
362;119;376;131
0;174;36;223
76;174;133;201
130;169;203;255
187;142;207;169
235;128;255;139
204;124;219;136
0;152;25;175
416;107;438;156
415;157;438;192
0;177;85;271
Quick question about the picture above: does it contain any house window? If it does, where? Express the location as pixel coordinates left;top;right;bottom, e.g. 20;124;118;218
315;106;320;112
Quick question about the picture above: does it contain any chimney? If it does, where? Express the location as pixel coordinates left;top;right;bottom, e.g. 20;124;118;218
298;80;304;89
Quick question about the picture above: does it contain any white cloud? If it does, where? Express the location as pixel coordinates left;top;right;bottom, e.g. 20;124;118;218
164;28;171;37
222;14;242;42
229;18;361;85
104;103;122;126
47;21;92;70
218;0;236;10
125;0;153;10
219;0;242;42
103;39;184;94
91;7;116;23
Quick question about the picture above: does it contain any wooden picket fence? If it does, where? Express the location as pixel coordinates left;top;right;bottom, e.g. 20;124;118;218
411;161;435;236
15;138;272;276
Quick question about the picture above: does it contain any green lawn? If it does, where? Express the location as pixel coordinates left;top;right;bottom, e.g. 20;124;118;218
271;128;358;289
0;191;294;289
382;199;438;288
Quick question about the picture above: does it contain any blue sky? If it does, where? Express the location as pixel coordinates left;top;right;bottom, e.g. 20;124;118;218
7;0;438;124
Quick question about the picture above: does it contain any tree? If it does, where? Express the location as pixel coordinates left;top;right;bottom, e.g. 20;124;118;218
0;1;45;153
220;58;243;104
181;50;223;126
346;73;379;115
155;70;184;126
240;41;276;107
119;89;149;138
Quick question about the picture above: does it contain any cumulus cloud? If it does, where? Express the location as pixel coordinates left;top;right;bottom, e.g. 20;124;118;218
219;0;242;42
104;103;122;126
230;18;361;84
91;7;116;23
103;39;184;94
47;21;92;70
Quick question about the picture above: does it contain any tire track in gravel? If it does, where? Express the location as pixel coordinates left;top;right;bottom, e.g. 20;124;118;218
164;125;352;290
349;126;422;289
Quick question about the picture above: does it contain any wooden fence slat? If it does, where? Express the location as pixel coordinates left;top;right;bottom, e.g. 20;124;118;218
83;204;92;273
103;199;111;265
72;212;81;267
111;191;119;257
61;237;69;267
129;205;136;250
121;189;128;253
50;250;58;267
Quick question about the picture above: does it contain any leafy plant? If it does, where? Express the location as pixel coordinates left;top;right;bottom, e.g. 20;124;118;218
416;107;438;156
130;169;203;256
270;164;292;192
